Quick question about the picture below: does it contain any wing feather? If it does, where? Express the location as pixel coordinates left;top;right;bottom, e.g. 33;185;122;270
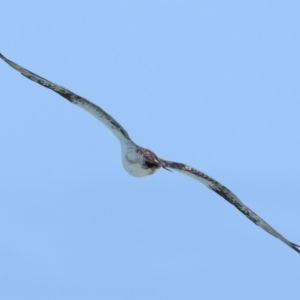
160;159;300;253
0;53;131;143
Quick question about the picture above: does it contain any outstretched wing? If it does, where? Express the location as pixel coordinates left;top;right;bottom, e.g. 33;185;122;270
160;159;300;253
0;53;131;143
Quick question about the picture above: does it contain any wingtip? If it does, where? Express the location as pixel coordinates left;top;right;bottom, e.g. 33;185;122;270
291;243;300;254
0;53;8;62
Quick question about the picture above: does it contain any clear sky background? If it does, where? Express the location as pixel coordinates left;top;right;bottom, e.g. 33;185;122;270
1;1;300;299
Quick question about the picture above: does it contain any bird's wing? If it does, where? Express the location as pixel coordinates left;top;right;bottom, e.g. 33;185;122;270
160;159;300;253
0;53;131;143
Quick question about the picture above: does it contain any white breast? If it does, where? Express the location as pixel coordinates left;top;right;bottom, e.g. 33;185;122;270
121;144;155;177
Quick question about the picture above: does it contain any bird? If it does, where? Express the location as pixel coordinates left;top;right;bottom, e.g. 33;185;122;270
1;53;299;254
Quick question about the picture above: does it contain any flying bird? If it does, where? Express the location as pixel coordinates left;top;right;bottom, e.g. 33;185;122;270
1;53;299;254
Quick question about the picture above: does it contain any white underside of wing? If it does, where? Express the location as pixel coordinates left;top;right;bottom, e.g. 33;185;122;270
161;160;299;252
0;53;131;144
68;95;130;143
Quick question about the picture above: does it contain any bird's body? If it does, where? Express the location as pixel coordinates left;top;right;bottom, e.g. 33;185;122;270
1;53;299;254
122;143;161;177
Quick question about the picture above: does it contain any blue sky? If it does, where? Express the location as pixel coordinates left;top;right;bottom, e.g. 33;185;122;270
1;1;300;299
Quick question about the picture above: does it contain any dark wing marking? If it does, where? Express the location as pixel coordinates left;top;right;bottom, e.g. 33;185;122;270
160;159;300;253
0;53;131;142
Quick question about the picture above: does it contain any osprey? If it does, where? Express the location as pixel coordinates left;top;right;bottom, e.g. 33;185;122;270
1;53;299;254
